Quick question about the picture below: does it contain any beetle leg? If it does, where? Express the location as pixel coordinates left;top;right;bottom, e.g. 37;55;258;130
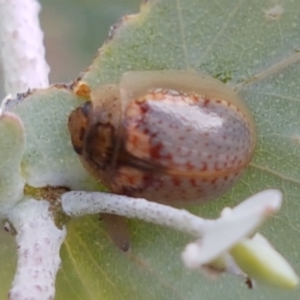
100;213;131;252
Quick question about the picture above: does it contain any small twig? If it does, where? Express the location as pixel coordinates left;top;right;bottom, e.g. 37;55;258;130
0;0;50;96
8;199;66;300
62;191;213;237
61;190;281;240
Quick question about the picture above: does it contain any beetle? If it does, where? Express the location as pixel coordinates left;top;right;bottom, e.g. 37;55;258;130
69;70;256;205
68;70;256;251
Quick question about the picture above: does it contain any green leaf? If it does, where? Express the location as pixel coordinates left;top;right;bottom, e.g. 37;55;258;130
59;0;300;299
1;0;300;299
0;112;24;216
9;87;101;191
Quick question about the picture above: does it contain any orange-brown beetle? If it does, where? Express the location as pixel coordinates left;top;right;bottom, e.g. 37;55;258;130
68;70;256;205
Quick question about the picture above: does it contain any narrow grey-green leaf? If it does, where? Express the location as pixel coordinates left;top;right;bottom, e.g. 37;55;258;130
0;112;24;216
10;87;101;191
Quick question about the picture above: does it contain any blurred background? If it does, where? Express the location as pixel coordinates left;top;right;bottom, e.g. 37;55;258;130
0;0;141;98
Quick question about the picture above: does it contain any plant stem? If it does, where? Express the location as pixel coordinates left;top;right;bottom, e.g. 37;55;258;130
61;191;216;237
8;199;66;300
0;0;49;96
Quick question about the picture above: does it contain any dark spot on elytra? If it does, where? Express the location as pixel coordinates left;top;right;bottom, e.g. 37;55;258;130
201;162;207;171
203;98;210;107
190;178;197;187
211;178;217;185
140;103;149;114
172;177;180;186
150;143;163;160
